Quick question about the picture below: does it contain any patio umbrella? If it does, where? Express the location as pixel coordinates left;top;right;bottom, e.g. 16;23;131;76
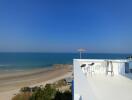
77;48;86;59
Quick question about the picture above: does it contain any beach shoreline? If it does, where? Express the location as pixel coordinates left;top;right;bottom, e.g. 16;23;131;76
0;64;72;100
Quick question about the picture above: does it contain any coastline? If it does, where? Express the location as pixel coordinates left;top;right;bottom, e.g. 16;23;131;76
0;64;72;100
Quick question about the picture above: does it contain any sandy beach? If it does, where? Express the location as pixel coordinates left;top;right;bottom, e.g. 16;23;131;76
0;64;72;100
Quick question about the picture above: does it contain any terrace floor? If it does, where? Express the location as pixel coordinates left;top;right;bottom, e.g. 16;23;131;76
87;74;132;100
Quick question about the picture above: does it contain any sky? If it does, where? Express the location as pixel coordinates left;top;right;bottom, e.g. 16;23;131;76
0;0;132;53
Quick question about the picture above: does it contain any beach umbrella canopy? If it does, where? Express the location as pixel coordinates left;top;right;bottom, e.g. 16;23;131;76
77;48;86;59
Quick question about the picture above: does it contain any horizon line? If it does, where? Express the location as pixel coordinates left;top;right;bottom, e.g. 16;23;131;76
0;51;132;54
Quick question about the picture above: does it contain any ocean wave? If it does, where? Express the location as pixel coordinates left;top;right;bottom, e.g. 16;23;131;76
4;69;24;71
0;64;11;67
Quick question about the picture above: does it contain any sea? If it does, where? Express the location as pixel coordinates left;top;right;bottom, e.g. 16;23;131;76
0;52;131;71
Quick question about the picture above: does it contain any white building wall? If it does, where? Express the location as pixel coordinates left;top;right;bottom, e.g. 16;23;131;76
77;59;127;75
74;59;97;100
112;62;119;75
118;63;126;75
74;59;131;100
129;61;132;69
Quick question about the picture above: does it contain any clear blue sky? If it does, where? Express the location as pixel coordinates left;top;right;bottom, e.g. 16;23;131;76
0;0;132;53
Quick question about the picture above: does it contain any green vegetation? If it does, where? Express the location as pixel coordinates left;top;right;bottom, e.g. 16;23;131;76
52;79;67;88
20;86;41;93
54;91;72;100
12;92;32;100
30;84;56;100
12;79;72;100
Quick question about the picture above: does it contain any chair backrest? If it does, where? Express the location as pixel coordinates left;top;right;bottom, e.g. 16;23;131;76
80;64;86;68
88;62;94;66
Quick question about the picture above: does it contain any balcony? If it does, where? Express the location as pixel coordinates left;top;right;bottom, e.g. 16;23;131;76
74;59;132;100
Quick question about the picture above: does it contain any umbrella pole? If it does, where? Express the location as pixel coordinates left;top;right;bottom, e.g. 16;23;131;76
80;51;82;59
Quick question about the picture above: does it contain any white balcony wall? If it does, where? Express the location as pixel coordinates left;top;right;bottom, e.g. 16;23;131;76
74;59;132;100
74;59;97;100
78;59;127;75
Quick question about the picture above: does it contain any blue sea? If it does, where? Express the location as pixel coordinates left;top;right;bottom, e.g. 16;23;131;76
0;53;131;71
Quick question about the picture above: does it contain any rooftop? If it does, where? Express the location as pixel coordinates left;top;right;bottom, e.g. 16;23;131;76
74;59;132;100
86;75;132;100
